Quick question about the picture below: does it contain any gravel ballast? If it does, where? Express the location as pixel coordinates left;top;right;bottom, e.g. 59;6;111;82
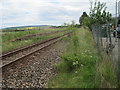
2;39;67;88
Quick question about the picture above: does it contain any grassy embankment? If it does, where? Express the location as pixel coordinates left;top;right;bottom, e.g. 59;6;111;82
2;28;69;52
48;27;117;88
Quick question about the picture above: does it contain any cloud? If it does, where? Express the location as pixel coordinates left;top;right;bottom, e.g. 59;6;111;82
1;0;118;28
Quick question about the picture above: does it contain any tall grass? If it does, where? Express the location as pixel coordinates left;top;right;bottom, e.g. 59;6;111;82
48;27;117;88
97;54;117;88
2;28;67;42
2;28;70;52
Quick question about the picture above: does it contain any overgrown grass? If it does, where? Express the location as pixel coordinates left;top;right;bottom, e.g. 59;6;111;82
2;28;70;52
97;54;117;88
48;27;117;88
2;28;67;42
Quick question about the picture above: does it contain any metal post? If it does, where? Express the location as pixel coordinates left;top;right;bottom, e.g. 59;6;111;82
106;24;109;43
108;24;112;46
100;25;103;47
115;0;118;42
116;0;118;27
118;37;120;88
118;2;120;87
97;25;99;46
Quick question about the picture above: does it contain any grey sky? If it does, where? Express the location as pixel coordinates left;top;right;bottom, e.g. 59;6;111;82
0;0;119;28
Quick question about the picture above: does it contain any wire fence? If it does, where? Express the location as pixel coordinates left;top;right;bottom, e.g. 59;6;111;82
92;24;114;51
91;23;120;87
118;37;120;87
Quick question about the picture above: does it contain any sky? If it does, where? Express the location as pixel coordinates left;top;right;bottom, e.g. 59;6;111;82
0;0;120;28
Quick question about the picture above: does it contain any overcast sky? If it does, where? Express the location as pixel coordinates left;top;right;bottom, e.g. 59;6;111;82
0;0;120;28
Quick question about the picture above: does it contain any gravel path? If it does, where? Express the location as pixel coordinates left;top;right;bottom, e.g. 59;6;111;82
2;39;67;88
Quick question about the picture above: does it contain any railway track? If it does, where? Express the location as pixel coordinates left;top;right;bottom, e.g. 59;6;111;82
1;32;72;68
9;29;69;42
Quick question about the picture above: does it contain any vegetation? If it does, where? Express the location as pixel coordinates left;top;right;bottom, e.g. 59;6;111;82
79;1;115;29
2;28;66;42
89;1;112;24
2;28;70;52
61;20;81;28
79;12;89;26
48;27;117;88
1;0;117;88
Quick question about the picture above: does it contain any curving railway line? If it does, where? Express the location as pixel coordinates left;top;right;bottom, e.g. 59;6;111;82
1;31;72;68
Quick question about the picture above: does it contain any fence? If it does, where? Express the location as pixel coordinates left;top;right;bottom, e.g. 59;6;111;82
92;24;114;52
91;23;120;87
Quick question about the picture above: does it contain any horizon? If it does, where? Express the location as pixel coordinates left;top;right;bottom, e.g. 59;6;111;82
1;24;54;29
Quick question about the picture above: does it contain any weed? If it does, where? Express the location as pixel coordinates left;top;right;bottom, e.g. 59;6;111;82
2;28;70;52
48;27;117;88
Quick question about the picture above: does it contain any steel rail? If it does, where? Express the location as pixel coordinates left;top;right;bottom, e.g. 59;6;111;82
1;31;72;59
1;32;72;68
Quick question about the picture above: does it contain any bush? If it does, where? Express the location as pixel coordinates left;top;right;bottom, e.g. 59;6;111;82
60;52;98;72
60;53;81;71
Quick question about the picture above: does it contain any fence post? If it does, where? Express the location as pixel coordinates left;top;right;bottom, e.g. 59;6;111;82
97;24;100;47
100;25;103;47
108;24;112;47
106;25;108;47
118;38;120;88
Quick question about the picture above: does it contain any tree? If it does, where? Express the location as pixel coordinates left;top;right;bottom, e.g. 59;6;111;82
79;12;89;25
89;0;112;25
71;20;76;27
82;16;91;28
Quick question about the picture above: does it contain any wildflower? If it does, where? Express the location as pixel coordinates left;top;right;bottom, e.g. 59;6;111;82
85;50;87;53
81;64;83;67
90;56;93;58
75;71;78;73
76;61;78;64
73;62;76;65
81;53;84;55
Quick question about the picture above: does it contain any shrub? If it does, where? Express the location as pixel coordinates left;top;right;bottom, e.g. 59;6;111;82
60;53;81;71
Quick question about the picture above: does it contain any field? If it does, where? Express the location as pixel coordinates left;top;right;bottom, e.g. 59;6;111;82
2;27;70;52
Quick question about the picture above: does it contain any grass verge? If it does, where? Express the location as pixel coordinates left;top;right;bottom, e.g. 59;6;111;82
48;27;117;88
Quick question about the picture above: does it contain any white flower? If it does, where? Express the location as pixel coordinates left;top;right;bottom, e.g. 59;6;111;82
85;50;87;53
90;56;93;58
73;62;76;65
81;64;83;67
75;71;78;73
76;61;78;64
81;53;84;55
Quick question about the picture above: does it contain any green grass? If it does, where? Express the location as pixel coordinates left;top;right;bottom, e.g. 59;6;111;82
2;28;67;42
48;27;117;88
2;28;70;52
97;54;117;88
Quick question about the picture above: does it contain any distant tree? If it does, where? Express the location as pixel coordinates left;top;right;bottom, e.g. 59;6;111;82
71;20;76;27
63;23;67;26
79;12;89;25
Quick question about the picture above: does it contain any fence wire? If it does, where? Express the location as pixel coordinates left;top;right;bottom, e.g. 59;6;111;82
92;24;114;52
91;24;120;87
